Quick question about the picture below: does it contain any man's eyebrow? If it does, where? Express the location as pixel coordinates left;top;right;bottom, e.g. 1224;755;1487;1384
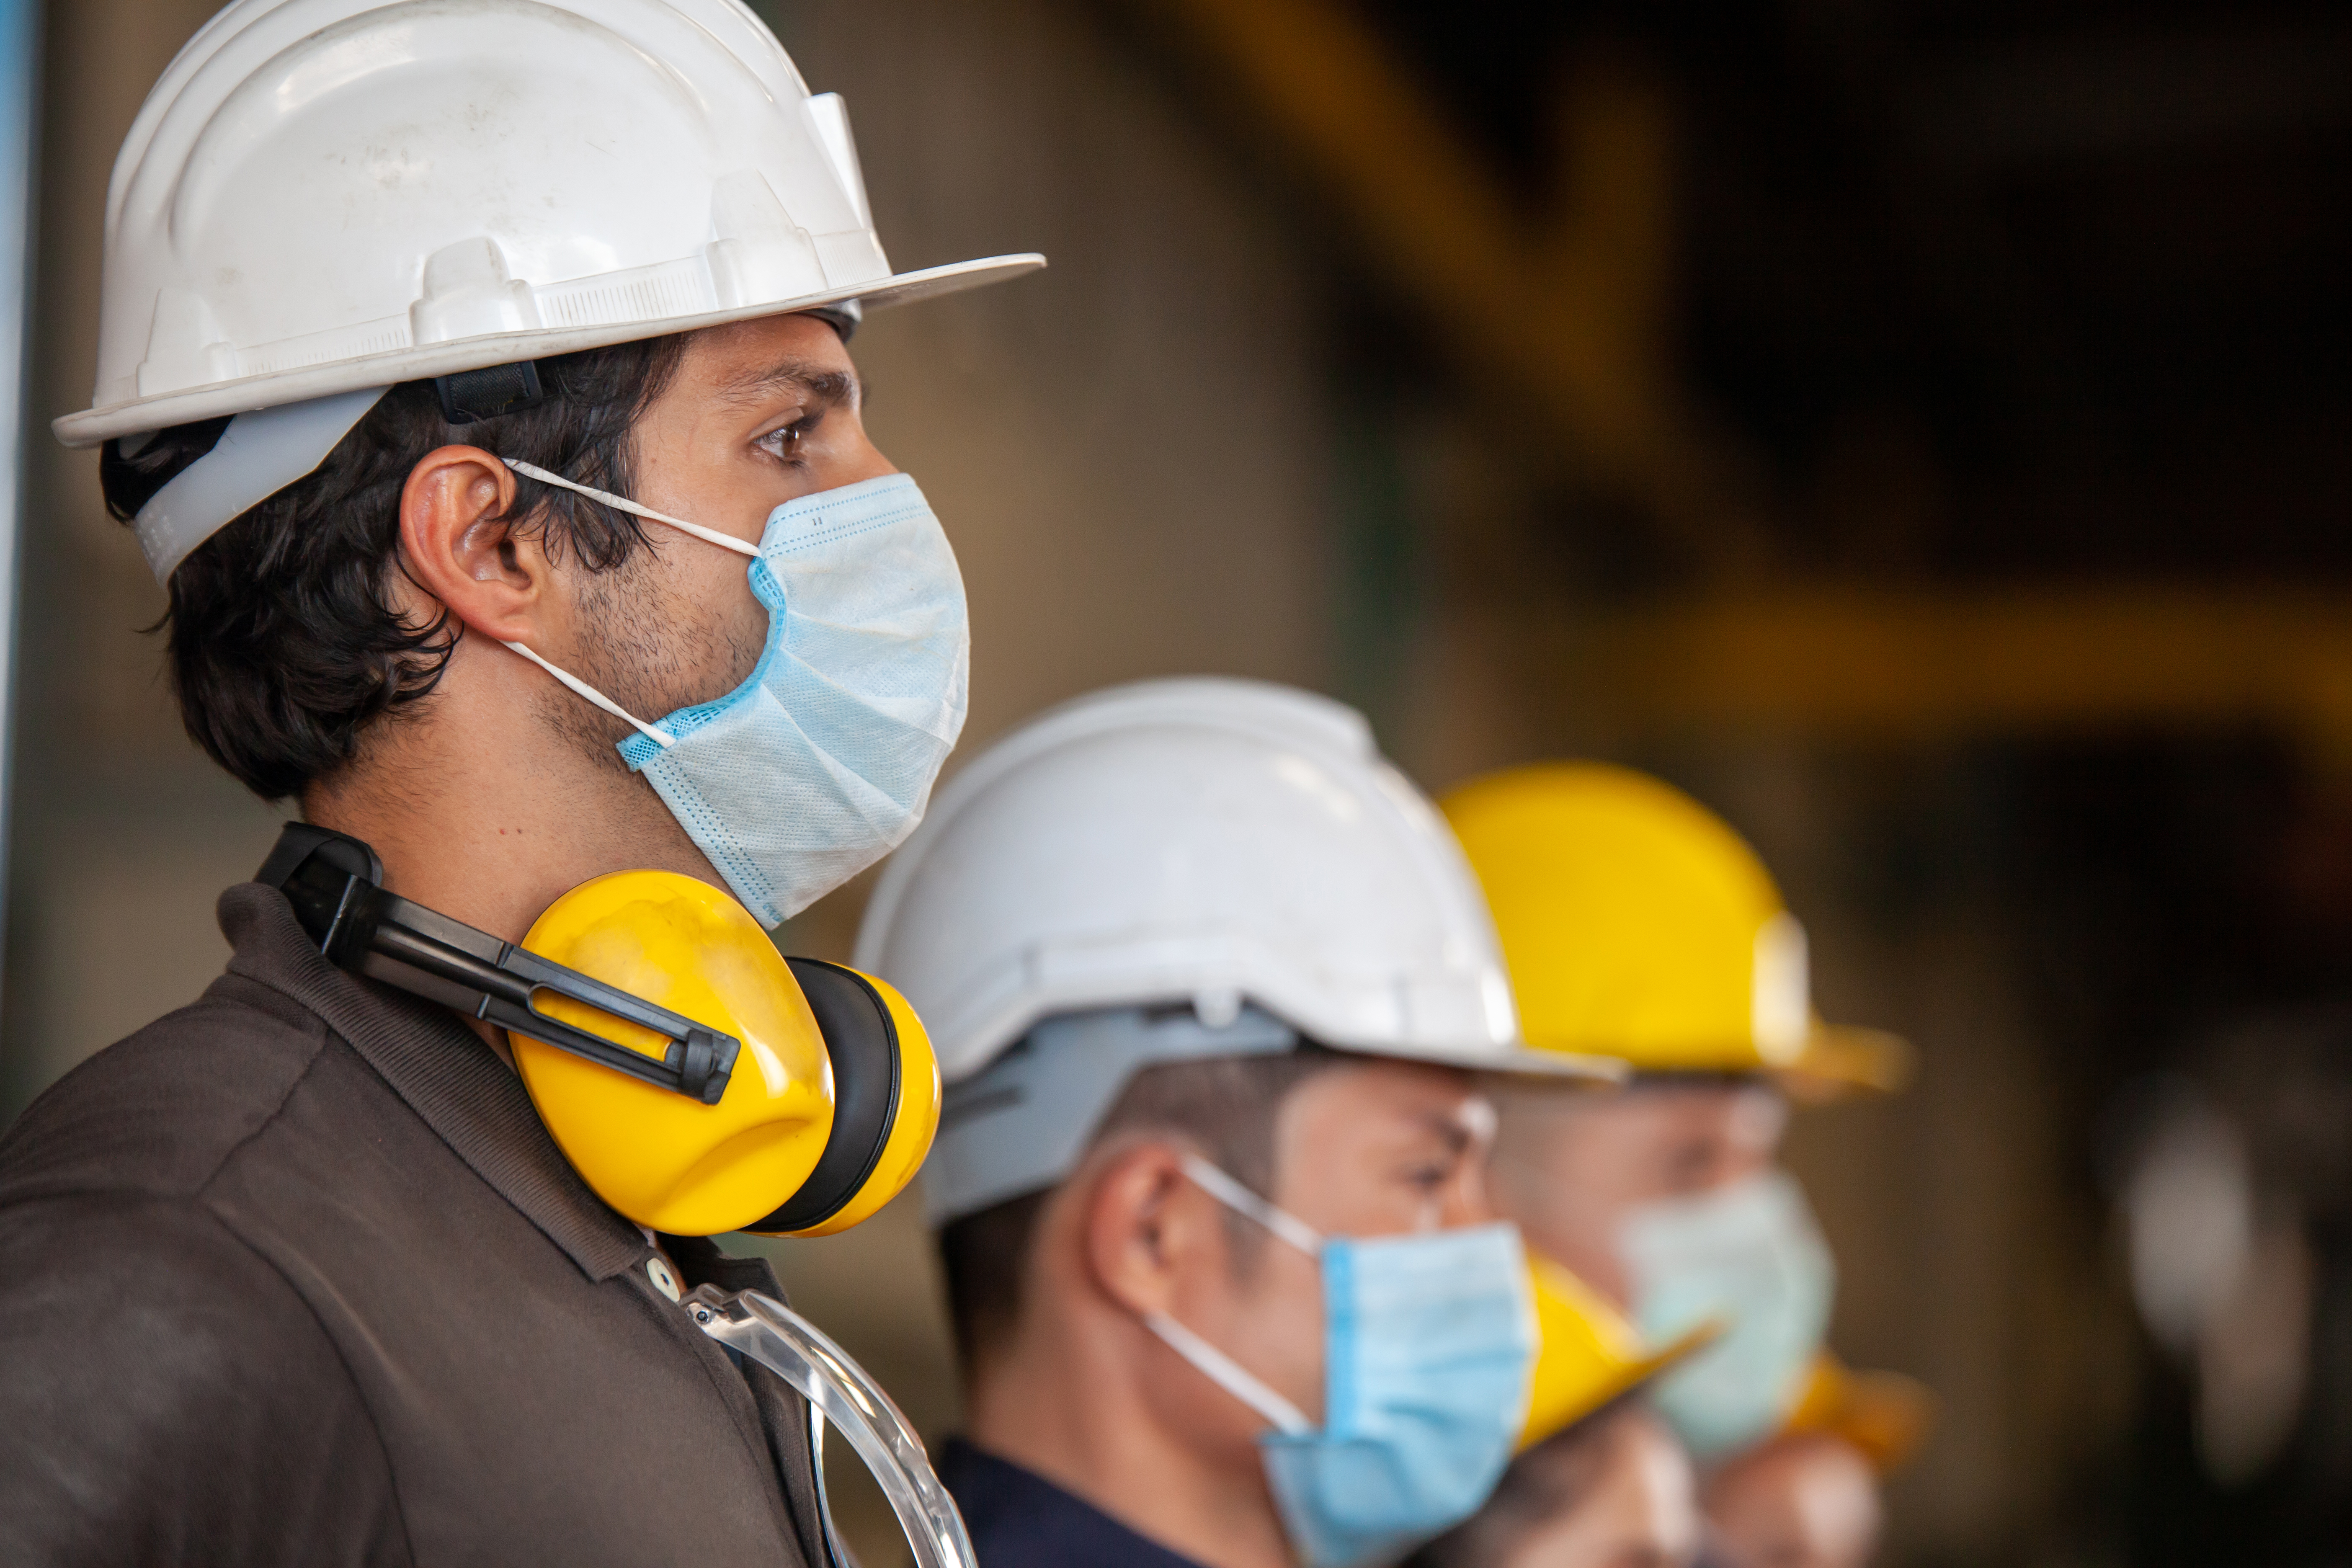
715;360;862;410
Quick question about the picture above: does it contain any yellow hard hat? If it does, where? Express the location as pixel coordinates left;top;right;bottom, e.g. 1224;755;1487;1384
1783;1353;1937;1475
1521;1253;1717;1450
516;870;940;1237
1441;763;1909;1095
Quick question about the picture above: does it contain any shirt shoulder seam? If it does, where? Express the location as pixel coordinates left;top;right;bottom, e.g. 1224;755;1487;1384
180;1003;422;1559
183;994;335;1197
182;1186;420;1563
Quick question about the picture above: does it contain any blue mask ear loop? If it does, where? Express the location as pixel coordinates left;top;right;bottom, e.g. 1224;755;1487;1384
487;457;765;750
1137;1153;1331;1435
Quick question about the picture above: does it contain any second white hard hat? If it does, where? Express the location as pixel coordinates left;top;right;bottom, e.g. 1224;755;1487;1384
56;0;1043;450
856;678;1622;1223
856;678;1625;1086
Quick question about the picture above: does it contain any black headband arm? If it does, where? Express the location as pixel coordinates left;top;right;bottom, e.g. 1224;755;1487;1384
258;823;740;1104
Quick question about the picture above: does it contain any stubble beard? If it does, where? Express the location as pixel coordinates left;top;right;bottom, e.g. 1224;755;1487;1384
540;544;767;777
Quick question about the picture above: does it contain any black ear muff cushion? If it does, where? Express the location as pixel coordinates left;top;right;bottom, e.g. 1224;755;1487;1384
750;958;904;1233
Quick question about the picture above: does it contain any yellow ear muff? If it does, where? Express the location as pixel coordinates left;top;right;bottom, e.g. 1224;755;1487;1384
514;870;838;1237
745;962;940;1238
511;870;941;1240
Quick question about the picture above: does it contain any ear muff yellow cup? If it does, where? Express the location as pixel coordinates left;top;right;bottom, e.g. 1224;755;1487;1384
513;870;940;1238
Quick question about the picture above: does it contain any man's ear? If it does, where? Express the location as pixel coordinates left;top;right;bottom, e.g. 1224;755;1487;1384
1079;1142;1223;1318
396;445;549;643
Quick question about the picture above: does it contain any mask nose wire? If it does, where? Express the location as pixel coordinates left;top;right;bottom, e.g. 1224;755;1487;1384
486;457;766;748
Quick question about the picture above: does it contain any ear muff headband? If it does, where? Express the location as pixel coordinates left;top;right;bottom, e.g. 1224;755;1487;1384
748;958;903;1234
256;823;937;1237
262;823;741;1102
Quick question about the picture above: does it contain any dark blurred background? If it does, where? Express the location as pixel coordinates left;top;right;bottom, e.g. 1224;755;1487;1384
5;2;2349;1563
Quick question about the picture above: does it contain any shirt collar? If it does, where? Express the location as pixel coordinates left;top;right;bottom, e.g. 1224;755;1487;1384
938;1439;1214;1568
217;880;650;1283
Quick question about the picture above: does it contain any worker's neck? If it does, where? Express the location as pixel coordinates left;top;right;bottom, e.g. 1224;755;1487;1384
302;634;714;945
967;1297;1293;1568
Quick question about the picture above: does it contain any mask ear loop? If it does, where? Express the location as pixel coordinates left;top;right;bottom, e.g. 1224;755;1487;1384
487;456;765;747
503;457;762;558
502;640;676;748
1137;1152;1326;1436
1179;1152;1326;1255
1142;1310;1314;1436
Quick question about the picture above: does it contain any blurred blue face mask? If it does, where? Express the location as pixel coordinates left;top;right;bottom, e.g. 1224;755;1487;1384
1142;1154;1535;1568
500;464;968;926
1619;1167;1835;1459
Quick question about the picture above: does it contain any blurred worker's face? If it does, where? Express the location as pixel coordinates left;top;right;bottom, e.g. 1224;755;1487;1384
1492;1081;1788;1305
1117;1060;1499;1469
1502;1411;1701;1568
1701;1433;1881;1568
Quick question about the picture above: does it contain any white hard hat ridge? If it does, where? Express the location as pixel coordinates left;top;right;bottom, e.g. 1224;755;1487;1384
855;676;1581;1088
57;0;1044;450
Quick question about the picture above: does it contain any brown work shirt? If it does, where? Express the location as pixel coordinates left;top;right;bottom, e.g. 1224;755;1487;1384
0;882;831;1566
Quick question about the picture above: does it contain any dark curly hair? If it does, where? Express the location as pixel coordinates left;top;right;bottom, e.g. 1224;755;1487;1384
102;337;689;801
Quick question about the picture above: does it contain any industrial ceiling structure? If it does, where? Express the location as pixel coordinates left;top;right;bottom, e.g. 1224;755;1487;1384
1130;0;2352;744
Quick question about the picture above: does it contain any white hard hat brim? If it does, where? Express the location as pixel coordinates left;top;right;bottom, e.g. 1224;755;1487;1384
53;253;1046;449
1363;1039;1628;1085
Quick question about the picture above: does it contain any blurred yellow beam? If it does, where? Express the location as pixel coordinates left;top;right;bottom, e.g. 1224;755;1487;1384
1566;588;2352;750
1146;0;1710;525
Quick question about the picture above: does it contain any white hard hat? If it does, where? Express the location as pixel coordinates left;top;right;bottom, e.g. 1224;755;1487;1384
55;0;1041;452
858;677;1627;1085
858;678;1622;1223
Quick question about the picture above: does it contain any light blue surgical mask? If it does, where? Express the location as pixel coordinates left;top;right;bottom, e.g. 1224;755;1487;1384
1619;1167;1835;1459
1144;1154;1534;1568
501;464;967;925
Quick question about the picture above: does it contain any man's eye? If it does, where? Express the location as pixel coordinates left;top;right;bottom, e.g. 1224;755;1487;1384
757;415;818;459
